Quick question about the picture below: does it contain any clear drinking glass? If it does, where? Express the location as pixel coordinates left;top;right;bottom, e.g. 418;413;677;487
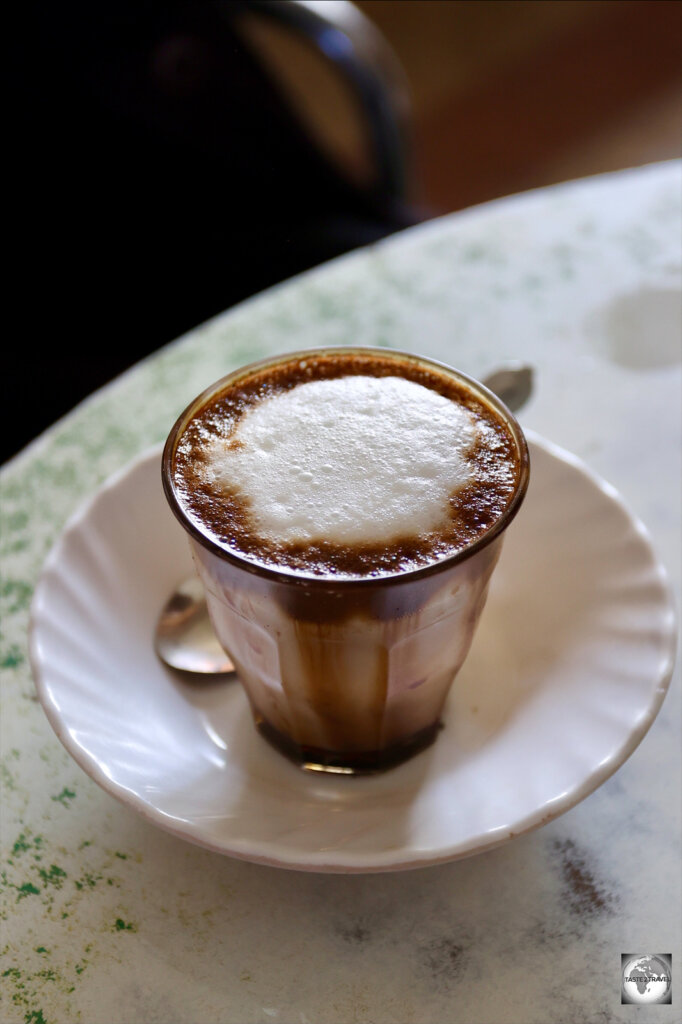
162;348;530;773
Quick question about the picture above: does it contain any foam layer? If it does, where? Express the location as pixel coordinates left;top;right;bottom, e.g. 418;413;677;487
203;375;480;545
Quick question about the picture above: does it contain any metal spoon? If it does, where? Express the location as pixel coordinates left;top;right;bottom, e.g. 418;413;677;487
155;574;235;674
481;363;534;414
155;363;534;674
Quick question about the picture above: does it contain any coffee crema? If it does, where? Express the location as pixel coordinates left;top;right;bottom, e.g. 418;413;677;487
171;352;521;578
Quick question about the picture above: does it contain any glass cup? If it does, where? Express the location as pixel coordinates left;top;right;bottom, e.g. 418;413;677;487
162;348;530;773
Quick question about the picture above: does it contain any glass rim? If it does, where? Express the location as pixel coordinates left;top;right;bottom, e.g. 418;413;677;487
162;346;531;588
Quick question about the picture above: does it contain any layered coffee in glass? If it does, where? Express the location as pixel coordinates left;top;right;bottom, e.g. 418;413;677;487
163;348;529;773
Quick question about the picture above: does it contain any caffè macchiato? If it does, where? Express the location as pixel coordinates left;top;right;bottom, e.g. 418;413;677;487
163;348;529;772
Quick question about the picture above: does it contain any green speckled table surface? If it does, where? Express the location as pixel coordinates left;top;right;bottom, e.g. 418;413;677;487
2;162;680;1024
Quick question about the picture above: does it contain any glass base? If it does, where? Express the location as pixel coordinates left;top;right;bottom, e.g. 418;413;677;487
255;716;443;775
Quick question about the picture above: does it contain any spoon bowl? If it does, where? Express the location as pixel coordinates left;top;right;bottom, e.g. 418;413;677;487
155;575;236;675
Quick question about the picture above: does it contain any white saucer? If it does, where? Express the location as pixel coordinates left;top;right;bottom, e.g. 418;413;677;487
29;435;676;873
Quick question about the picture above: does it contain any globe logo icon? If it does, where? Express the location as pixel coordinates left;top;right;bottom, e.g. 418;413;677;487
622;955;672;1005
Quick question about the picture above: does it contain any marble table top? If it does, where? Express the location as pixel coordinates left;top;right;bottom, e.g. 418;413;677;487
2;160;680;1023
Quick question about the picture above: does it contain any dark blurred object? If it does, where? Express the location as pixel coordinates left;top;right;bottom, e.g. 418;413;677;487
5;1;417;463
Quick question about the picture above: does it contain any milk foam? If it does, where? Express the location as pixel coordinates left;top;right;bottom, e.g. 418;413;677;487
203;375;480;545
